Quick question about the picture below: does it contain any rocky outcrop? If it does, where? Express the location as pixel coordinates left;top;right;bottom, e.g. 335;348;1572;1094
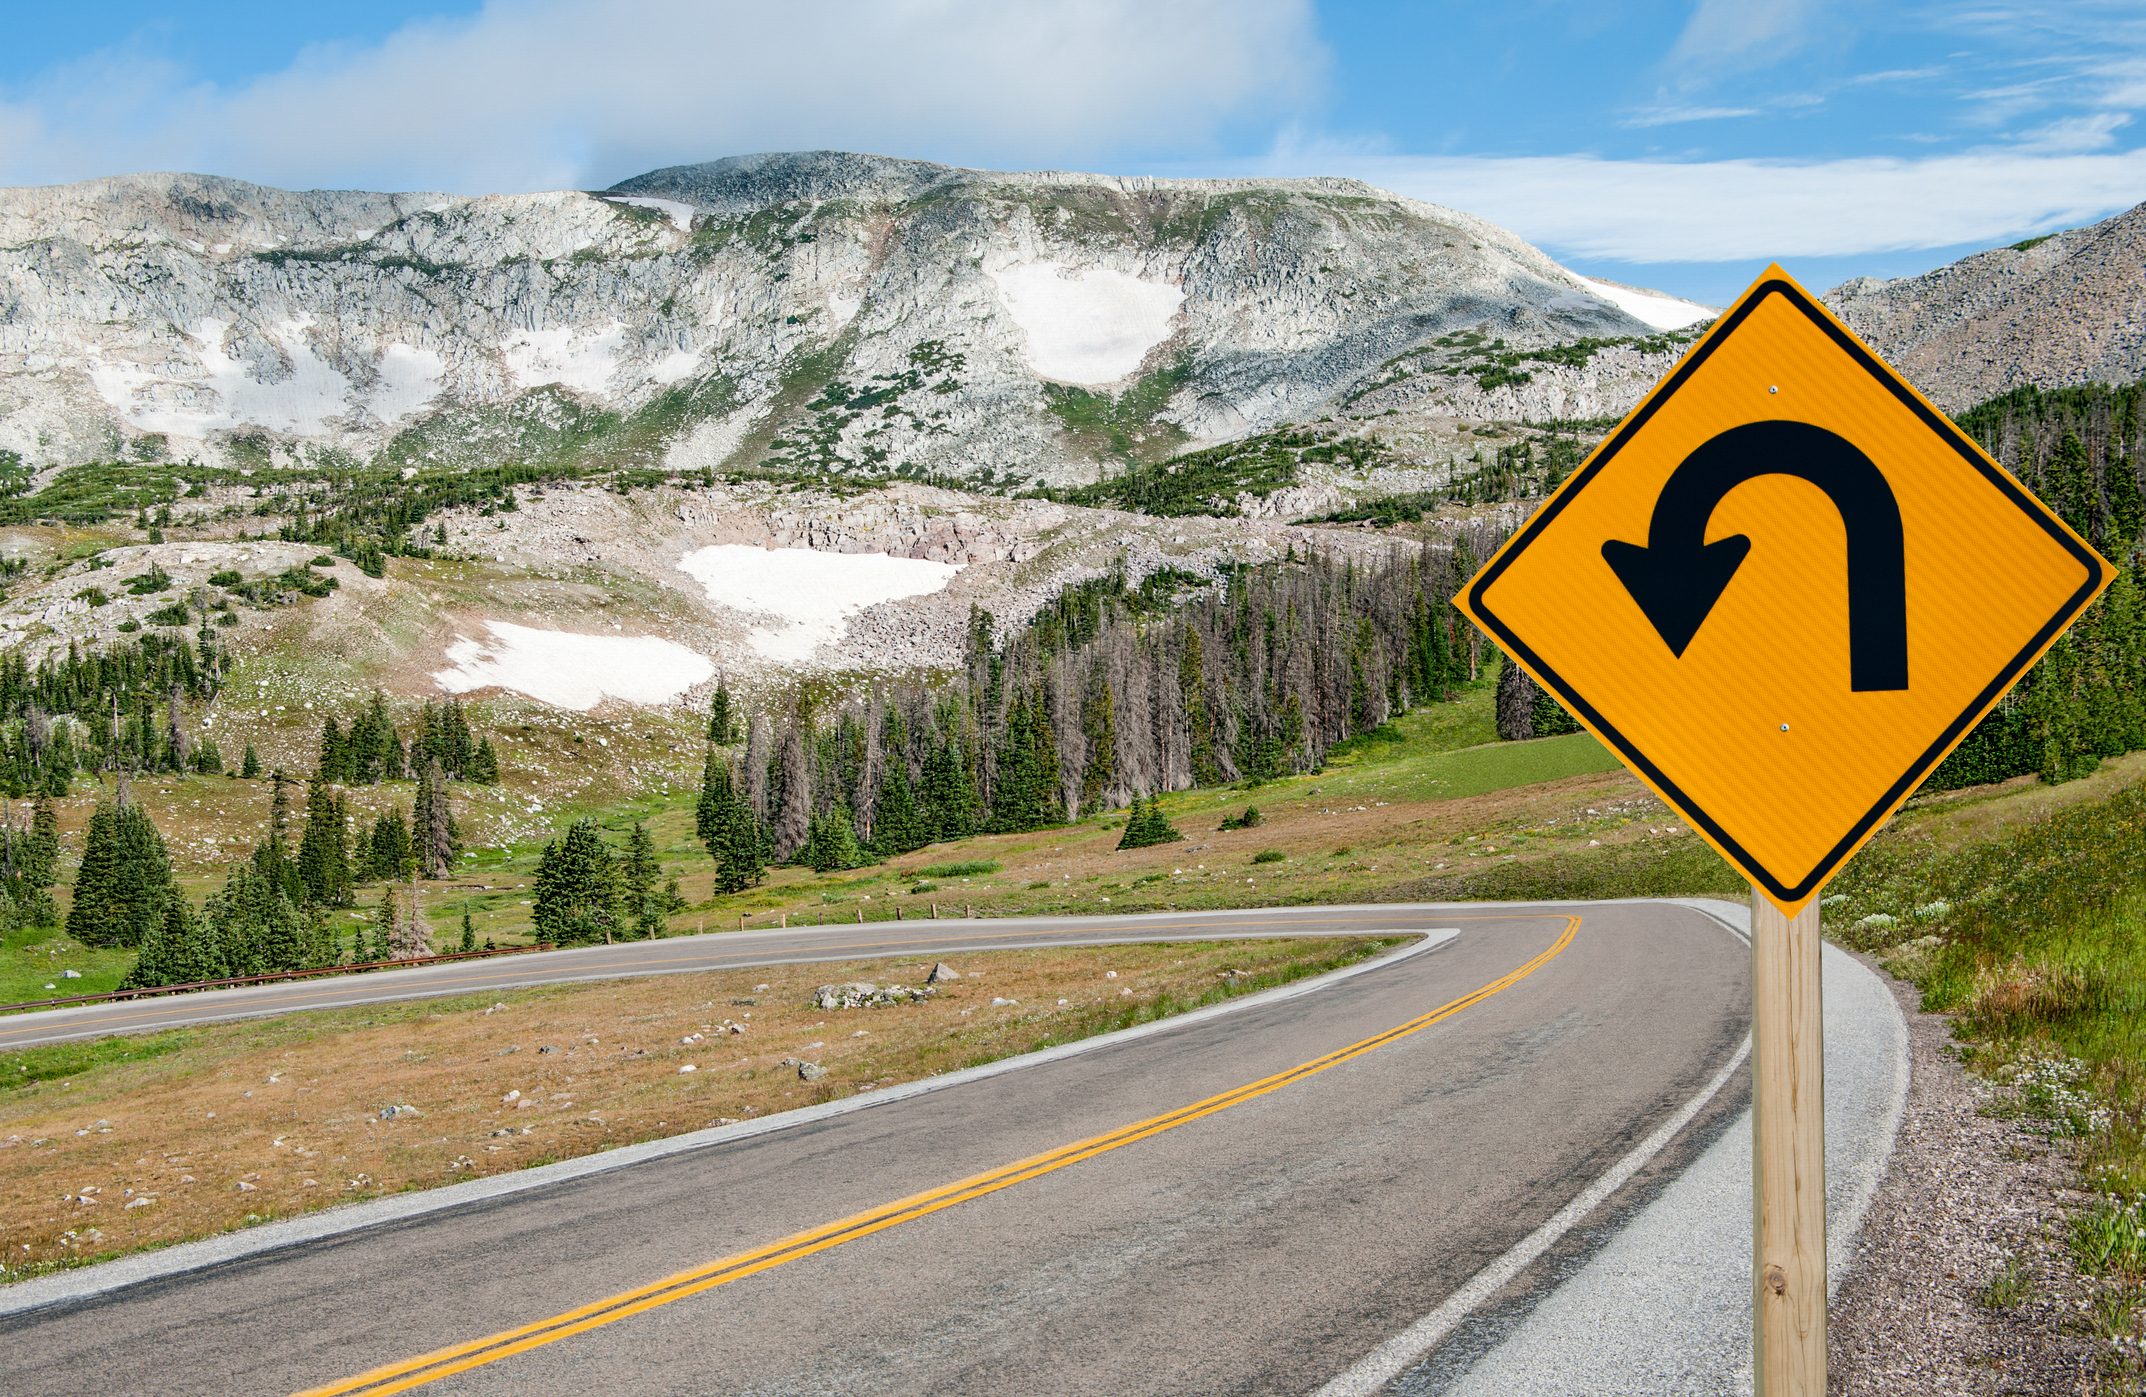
1828;202;2146;412
0;152;1660;482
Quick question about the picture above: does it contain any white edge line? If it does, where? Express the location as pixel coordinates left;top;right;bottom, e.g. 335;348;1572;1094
0;928;1458;1319
1312;896;1914;1396
1313;1044;1752;1397
1310;898;1754;1397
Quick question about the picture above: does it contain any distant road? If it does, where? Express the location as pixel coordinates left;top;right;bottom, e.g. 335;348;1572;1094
1;901;1756;1395
0;904;1485;1050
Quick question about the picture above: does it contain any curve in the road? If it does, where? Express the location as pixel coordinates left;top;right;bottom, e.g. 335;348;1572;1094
0;901;1851;1397
0;905;1475;1049
301;917;1576;1397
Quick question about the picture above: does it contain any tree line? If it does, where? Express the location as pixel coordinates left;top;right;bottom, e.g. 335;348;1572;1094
1929;385;2146;789
0;631;229;795
684;540;1495;891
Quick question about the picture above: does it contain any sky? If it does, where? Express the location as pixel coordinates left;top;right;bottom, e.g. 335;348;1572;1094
2;1;2144;303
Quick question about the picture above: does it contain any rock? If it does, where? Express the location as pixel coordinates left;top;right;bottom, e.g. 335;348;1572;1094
60;969;80;979
378;1103;421;1120
813;981;931;1010
926;962;961;984
678;1064;697;1074
798;1062;826;1082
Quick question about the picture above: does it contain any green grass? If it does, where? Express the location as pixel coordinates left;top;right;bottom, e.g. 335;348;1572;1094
0;925;132;1007
917;859;1001;878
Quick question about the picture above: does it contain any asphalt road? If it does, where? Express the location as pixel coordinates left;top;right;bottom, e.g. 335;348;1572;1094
1;905;1480;1050
1;901;1753;1395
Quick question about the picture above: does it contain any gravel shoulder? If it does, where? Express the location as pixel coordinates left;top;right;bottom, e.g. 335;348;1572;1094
1828;953;2108;1394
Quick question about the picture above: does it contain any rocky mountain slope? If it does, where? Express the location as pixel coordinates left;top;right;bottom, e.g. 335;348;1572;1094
1828;201;2146;412
0;151;1678;483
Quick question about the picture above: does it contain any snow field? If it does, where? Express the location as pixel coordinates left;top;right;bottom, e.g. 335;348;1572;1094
985;258;1183;385
433;621;713;711
1574;276;1715;331
676;544;965;663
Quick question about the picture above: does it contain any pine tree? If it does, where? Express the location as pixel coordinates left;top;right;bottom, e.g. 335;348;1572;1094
124;894;206;990
869;761;928;855
803;804;865;872
366;886;397;962
367;808;415;883
67;798;174;948
620;822;667;939
205;862;309;977
695;747;731;850
459;903;476;954
317;716;346;783
469;735;500;784
922;728;976;842
1117;795;1184;850
413;756;458;878
708;685;738;745
295;777;352;907
532;819;620;946
1079;676;1118;813
253;770;306;906
240;743;261;779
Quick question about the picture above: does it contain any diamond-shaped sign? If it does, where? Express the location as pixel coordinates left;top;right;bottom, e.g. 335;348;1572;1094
1457;266;2115;911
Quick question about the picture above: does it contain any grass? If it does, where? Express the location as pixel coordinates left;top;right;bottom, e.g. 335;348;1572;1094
916;859;1001;879
1978;1253;2035;1310
1822;758;2146;1374
0;935;1392;1279
0;925;133;1006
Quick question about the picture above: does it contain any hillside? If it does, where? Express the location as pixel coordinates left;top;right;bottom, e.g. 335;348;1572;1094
0;152;1689;486
1828;201;2146;412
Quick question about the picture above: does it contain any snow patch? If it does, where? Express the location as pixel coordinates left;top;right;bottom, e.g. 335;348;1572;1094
370;343;444;422
87;316;353;437
605;196;695;232
1574;276;1715;331
676;545;964;664
433;621;712;711
985;259;1182;385
648;349;702;385
501;323;626;395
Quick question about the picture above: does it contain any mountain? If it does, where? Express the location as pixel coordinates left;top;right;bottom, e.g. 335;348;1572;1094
1828;201;2146;413
0;151;1678;483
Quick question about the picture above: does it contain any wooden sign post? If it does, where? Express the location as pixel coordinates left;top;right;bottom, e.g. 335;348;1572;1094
1453;266;2114;1393
1750;892;1826;1392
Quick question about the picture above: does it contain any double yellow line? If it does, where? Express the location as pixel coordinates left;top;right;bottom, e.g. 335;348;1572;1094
298;915;1579;1396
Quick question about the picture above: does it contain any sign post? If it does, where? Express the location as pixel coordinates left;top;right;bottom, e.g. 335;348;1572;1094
1750;893;1825;1391
1454;265;2116;1394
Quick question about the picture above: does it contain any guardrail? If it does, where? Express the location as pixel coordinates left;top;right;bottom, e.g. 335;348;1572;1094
0;942;559;1015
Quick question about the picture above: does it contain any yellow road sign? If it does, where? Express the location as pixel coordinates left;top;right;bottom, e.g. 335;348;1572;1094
1456;265;2115;912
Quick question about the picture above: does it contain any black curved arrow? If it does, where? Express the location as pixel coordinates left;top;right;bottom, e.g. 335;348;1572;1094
1601;419;1908;691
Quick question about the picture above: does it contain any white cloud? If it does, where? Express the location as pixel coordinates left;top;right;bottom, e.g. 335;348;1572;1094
1666;0;1825;68
0;0;1322;192
2012;112;2133;154
1621;104;1763;128
1240;144;2146;262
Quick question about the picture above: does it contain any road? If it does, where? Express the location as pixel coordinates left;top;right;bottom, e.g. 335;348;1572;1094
1;901;1755;1395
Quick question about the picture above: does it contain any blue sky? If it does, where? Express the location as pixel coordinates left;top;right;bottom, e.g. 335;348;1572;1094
3;1;2143;303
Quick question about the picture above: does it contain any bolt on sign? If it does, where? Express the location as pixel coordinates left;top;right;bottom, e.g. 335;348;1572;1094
1456;265;2115;913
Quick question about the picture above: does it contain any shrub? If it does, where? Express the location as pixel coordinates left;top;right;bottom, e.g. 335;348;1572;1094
918;859;999;878
208;568;243;586
1118;796;1184;850
1219;806;1263;831
1251;849;1286;865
